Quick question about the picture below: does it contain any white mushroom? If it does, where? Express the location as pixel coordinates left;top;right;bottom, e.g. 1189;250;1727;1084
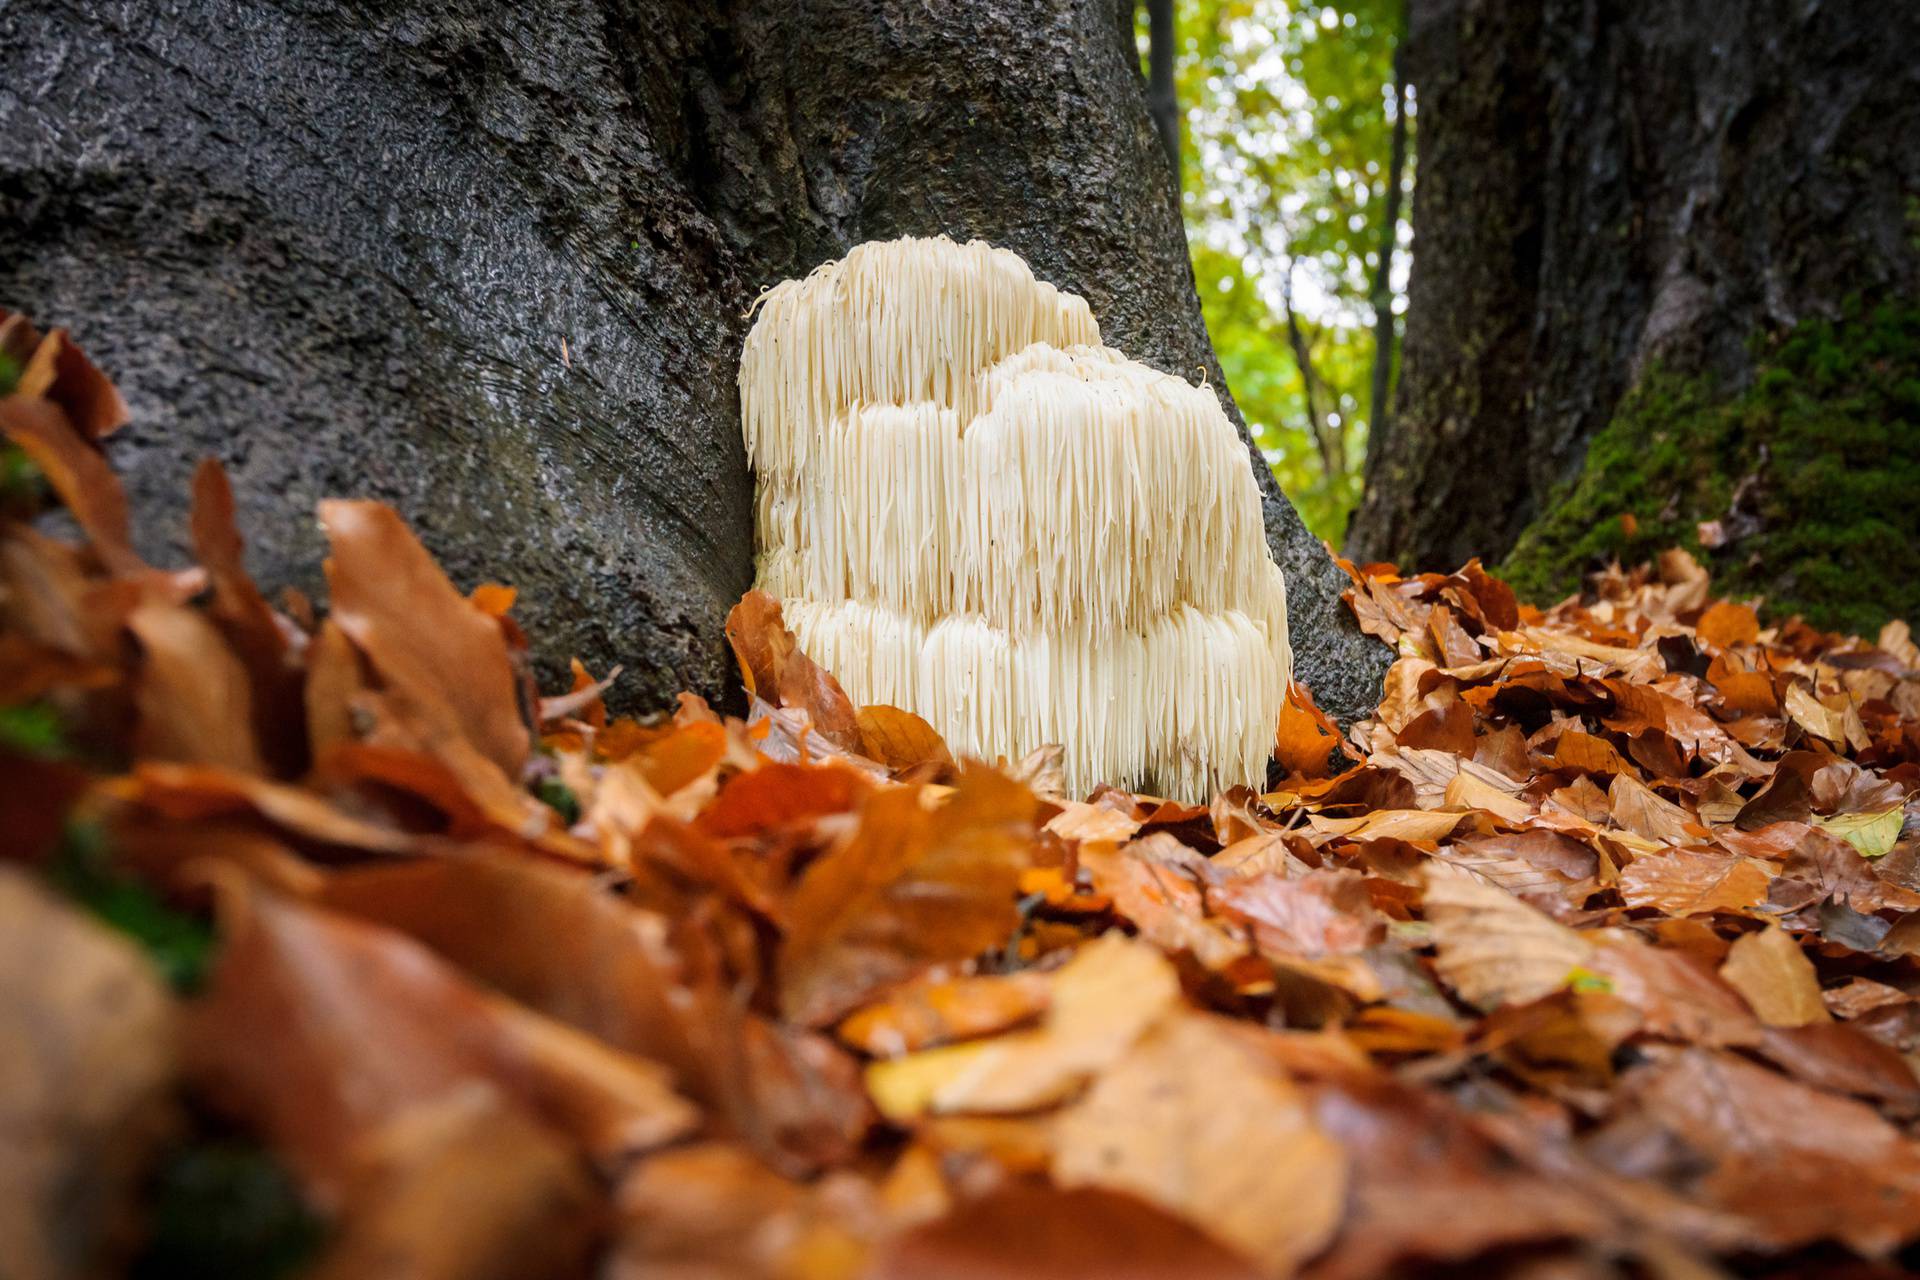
740;235;1292;798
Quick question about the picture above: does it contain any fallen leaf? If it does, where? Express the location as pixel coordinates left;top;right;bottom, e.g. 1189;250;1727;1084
856;704;952;771
1813;807;1904;858
1719;926;1830;1027
869;1184;1263;1280
1276;681;1345;779
1695;602;1760;649
1053;1012;1347;1275
309;1085;599;1280
837;970;1052;1057
727;591;862;752
320;499;530;778
779;766;1034;1026
1422;866;1592;1009
1619;1048;1920;1254
1616;849;1771;916
864;934;1179;1119
185;882;695;1205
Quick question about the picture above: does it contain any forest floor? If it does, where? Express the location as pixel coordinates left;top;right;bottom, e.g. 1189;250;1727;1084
7;320;1920;1279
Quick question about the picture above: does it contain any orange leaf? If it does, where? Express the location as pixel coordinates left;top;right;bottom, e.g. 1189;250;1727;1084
778;766;1035;1026
725;591;861;751
320;500;530;778
855;704;952;770
1275;682;1343;779
1696;600;1761;649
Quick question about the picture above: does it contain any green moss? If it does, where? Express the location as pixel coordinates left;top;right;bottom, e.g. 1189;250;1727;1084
134;1138;324;1280
1502;302;1920;637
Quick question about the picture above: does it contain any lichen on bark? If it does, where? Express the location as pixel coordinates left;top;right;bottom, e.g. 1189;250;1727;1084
1501;302;1920;637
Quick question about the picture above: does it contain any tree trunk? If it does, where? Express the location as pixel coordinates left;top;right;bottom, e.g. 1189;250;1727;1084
1145;0;1180;183
1365;46;1407;459
3;0;1389;722
1349;0;1920;614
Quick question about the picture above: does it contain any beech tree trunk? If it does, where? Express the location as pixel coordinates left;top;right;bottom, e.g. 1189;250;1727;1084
1349;0;1920;575
2;0;1389;724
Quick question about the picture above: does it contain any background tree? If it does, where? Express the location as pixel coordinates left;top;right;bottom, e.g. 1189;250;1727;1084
1350;0;1920;633
1159;0;1410;541
2;0;1390;722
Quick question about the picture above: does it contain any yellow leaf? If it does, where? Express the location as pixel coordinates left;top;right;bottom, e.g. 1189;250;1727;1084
1814;808;1905;859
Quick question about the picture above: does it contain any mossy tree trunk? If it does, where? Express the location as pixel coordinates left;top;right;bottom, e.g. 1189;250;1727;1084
1348;0;1920;630
3;0;1390;723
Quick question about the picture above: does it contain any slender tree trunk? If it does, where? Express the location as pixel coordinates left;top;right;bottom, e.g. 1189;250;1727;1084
1350;0;1920;591
1365;44;1408;460
1145;0;1180;185
1282;262;1341;482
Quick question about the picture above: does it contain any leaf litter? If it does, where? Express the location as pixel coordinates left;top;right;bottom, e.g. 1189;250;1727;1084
6;321;1920;1277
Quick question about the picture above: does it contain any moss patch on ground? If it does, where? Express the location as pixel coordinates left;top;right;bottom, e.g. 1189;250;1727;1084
1501;302;1920;637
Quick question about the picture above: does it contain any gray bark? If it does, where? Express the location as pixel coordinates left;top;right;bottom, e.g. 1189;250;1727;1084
2;0;1388;724
1349;0;1920;570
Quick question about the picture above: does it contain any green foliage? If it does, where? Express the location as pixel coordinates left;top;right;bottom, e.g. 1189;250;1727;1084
536;776;582;825
0;444;47;517
134;1139;324;1280
48;823;216;993
0;700;68;758
1503;303;1920;637
1156;0;1408;540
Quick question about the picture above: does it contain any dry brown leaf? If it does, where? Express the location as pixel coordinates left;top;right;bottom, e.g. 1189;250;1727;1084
837;970;1052;1057
186;882;695;1205
779;766;1035;1026
864;934;1180;1119
320;499;530;778
0;870;177;1280
1081;840;1249;971
310;1086;600;1280
1621;1048;1920;1254
726;591;863;752
1276;681;1345;779
1719;926;1831;1027
1422;865;1592;1010
127;602;265;773
0;394;145;574
870;1184;1263;1280
1616;849;1772;916
856;704;952;770
1695;601;1761;649
1053;1012;1347;1275
1213;869;1384;959
1608;772;1697;844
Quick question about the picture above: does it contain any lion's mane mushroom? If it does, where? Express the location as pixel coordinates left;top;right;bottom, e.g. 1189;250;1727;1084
740;236;1292;797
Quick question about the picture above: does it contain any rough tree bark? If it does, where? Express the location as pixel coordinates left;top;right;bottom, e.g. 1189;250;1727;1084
2;0;1389;724
1349;0;1920;578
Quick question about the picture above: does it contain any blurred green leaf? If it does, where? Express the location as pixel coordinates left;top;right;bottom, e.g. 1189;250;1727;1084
48;823;215;993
